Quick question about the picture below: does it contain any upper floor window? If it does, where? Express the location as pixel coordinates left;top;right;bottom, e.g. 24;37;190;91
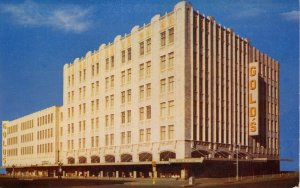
168;76;174;92
83;69;86;81
127;69;131;83
127;89;131;103
140;42;144;55
168;52;174;68
146;83;151;98
105;58;109;71
121;111;126;124
146;128;151;142
127;48;131;61
168;27;174;43
146;38;151;53
160;79;166;93
168;125;174;140
96;63;99;74
139;64;144;79
146;105;151;119
139;85;145;100
127;131;131;144
121;71;125;85
146;61;151;77
91;65;95;77
110;75;114;88
160;31;166;47
160;126;166;141
121;91;125;104
160;55;166;71
139;107;144;121
111;56;114;69
139;129;144;142
121;132;125;145
121;50;125;64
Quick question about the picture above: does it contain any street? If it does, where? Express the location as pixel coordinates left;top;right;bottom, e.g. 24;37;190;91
0;175;297;188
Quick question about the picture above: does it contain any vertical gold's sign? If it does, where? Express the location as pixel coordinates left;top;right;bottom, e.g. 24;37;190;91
249;62;259;136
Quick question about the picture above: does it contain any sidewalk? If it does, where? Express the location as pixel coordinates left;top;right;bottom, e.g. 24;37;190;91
2;172;298;187
124;172;299;187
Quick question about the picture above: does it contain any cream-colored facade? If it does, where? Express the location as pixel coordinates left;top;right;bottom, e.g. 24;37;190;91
2;106;61;167
2;1;279;173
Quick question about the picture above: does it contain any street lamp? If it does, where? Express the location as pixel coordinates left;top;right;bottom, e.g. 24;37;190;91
58;162;63;179
235;144;240;181
57;149;63;179
12;165;15;178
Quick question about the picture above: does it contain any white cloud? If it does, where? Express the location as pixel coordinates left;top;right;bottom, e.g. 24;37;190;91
0;0;92;33
234;8;265;19
281;10;300;21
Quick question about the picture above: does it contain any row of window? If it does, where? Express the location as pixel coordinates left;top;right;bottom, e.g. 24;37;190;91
105;95;115;109
160;27;174;47
67;140;74;150
68;106;75;118
268;102;279;115
78;138;86;149
37;113;54;126
68;123;75;134
78;86;86;100
121;131;131;145
37;143;53;154
21;119;34;130
139;106;151;121
78;104;86;116
7;125;18;134
7;148;18;157
67;125;173;148
21;146;34;155
139;38;151;56
106;56;115;71
37;128;53;140
91;99;100;112
160;52;174;71
105;75;115;90
7;136;17;145
105;134;114;146
91;118;100;130
121;110;131;124
139;128;151;143
139;84;151;100
67;26;175;88
91;81;100;97
68;101;174;130
91;62;100;77
68;74;76;87
139;61;151;79
160;77;175;94
91;136;100;148
68;56;174;107
160;125;174;141
21;133;33;143
260;63;278;82
160;101;175;118
267;120;279;133
267;137;278;149
121;69;131;85
78;69;87;83
267;85;279;99
139;27;175;56
105;114;114;127
121;48;131;64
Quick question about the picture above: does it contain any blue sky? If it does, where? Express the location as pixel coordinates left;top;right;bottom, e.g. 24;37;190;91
0;0;298;171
